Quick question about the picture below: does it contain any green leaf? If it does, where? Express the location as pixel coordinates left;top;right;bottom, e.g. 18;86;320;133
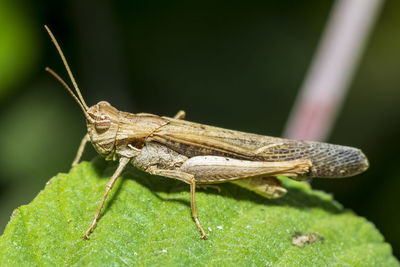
0;158;398;266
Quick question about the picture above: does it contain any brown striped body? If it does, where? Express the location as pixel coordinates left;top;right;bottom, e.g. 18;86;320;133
44;25;369;240
95;110;368;180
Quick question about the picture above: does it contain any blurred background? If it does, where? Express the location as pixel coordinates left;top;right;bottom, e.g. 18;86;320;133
0;0;399;257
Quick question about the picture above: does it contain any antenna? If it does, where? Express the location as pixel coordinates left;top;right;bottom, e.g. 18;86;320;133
45;67;94;123
44;25;89;110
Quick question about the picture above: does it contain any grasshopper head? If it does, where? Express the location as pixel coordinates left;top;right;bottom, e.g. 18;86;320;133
44;26;121;159
86;101;119;158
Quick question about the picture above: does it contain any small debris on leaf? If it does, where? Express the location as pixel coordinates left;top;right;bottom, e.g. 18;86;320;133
291;231;324;247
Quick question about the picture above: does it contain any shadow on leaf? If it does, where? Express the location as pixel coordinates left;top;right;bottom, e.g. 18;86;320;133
91;158;343;217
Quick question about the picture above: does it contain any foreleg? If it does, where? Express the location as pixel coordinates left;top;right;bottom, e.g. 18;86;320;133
83;157;131;239
72;134;90;167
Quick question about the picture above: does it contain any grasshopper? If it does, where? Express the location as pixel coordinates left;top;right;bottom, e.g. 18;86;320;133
44;26;369;239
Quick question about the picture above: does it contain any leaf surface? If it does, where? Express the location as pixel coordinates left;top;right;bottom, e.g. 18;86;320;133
0;158;398;266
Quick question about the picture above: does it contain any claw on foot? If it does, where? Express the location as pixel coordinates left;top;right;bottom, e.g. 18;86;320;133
83;219;96;239
83;227;93;239
83;232;90;240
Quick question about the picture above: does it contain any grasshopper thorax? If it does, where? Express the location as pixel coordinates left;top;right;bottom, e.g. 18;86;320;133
86;101;120;158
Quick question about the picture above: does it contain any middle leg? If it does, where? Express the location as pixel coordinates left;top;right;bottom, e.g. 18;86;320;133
173;110;186;120
147;167;207;239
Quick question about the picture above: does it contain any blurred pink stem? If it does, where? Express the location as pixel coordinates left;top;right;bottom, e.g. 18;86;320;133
283;0;384;141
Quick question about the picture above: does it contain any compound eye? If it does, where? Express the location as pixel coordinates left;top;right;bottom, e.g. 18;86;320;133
95;116;111;134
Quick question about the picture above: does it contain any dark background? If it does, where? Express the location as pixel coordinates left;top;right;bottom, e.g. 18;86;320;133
0;0;399;257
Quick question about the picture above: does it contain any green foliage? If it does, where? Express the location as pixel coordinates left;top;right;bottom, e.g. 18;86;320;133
0;0;39;98
0;158;398;266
